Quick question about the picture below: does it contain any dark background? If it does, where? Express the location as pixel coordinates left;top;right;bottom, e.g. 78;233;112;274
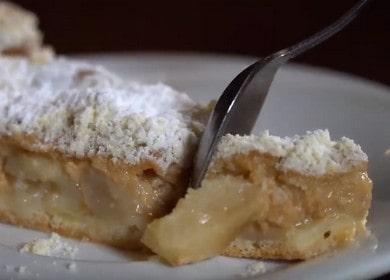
14;0;390;86
11;1;390;279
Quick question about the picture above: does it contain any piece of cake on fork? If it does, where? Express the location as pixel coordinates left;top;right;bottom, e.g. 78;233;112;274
142;130;372;265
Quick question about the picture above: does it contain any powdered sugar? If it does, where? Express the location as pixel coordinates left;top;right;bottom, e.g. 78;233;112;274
215;130;294;159
281;130;368;174
0;56;209;171
19;233;78;258
239;261;267;277
0;56;368;175
215;130;368;175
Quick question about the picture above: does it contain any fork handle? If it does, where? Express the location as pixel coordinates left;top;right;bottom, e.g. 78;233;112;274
234;0;373;134
280;0;371;60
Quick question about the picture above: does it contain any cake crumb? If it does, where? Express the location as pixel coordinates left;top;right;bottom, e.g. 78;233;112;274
66;262;77;272
20;232;78;258
240;261;267;277
15;266;27;275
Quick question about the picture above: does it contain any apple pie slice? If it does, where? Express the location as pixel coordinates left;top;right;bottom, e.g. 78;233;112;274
142;130;372;265
0;2;373;266
0;55;372;265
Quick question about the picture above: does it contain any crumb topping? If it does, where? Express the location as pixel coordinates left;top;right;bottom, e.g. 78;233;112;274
0;56;368;175
0;2;42;51
19;233;78;258
215;130;368;175
0;56;209;171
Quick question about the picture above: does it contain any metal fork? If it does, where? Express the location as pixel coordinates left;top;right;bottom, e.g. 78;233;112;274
190;0;372;189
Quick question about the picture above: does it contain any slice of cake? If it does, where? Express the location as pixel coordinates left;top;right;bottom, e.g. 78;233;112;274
142;130;372;265
0;55;210;250
0;2;212;253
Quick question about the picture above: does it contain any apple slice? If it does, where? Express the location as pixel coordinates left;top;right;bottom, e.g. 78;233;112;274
141;175;262;265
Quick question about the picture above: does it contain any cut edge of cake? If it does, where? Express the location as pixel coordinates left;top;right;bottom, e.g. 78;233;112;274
142;130;372;265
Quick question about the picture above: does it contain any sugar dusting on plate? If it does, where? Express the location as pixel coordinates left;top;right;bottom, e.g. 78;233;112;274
239;261;267;277
66;262;77;272
19;232;78;258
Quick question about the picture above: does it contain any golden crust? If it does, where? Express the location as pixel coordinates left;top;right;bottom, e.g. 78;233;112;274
223;221;359;260
224;240;310;260
0;210;147;251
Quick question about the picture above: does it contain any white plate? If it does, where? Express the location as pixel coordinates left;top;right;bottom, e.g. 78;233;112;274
1;53;389;280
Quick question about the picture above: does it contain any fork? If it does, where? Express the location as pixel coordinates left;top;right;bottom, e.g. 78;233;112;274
190;0;372;189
